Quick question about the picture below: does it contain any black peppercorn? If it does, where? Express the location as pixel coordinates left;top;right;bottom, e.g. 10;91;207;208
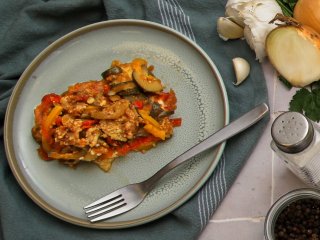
274;198;320;240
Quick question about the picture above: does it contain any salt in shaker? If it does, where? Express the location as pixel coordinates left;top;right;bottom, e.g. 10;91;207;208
271;111;320;187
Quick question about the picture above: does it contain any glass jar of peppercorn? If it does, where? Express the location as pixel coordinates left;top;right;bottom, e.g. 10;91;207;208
265;188;320;240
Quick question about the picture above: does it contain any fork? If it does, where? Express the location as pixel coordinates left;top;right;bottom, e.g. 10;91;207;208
84;103;269;222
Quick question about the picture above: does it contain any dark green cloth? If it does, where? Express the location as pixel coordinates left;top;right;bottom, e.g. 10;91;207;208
0;0;269;239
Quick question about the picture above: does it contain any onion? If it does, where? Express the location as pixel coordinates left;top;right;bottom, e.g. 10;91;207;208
294;0;320;34
266;14;320;87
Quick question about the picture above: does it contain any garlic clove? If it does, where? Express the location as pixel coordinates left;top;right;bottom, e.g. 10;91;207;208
225;7;245;27
232;57;250;85
217;17;244;41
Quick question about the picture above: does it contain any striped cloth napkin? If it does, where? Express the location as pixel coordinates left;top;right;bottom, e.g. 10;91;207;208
0;0;269;239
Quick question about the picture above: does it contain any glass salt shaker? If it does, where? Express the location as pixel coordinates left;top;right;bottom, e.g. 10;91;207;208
271;111;320;187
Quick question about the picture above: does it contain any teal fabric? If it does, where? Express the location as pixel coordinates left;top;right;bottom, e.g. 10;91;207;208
0;0;269;239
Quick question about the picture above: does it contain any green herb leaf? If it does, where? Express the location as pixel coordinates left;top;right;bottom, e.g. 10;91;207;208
289;88;320;122
275;0;298;17
278;75;292;89
289;88;310;112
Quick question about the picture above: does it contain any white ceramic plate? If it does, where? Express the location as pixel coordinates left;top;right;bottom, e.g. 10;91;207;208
4;19;229;229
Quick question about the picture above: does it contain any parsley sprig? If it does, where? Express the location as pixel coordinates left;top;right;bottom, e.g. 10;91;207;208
289;84;320;122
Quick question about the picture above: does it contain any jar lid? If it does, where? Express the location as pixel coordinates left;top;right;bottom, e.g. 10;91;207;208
271;112;314;153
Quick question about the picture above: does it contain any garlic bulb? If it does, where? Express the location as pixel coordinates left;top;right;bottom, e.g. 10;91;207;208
226;0;282;62
225;0;251;27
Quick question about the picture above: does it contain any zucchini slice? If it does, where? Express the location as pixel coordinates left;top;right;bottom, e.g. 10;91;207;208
133;70;163;92
108;81;140;96
101;66;122;79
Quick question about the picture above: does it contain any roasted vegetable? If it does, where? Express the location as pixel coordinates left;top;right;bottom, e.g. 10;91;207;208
131;59;164;92
150;102;174;118
41;105;63;152
133;70;164;92
101;66;122;79
108;81;140;96
32;58;181;172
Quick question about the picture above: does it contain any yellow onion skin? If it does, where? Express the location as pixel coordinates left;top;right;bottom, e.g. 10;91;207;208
294;0;320;34
266;23;320;87
298;24;320;49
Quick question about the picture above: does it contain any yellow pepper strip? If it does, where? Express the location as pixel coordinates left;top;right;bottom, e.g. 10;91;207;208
41;105;63;152
48;151;85;160
138;109;160;127
138;109;150;116
138;109;166;140
144;123;166;140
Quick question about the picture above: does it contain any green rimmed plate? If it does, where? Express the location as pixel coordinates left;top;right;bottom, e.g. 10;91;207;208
4;19;229;229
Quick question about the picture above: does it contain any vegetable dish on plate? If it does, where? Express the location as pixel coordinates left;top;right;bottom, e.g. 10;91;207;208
31;58;181;172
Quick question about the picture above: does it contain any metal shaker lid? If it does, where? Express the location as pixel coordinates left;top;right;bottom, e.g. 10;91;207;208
271;112;314;153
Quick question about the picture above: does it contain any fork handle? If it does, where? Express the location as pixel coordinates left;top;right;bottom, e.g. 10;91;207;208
142;103;269;190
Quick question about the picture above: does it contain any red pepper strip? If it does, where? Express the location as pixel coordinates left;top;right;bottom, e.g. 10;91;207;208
116;144;131;156
170;118;182;127
129;135;159;151
41;93;61;105
133;100;144;109
116;135;159;156
82;119;99;129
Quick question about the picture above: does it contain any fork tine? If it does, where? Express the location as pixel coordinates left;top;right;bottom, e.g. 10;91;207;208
85;195;123;214
84;191;122;209
89;204;132;223
87;200;126;218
